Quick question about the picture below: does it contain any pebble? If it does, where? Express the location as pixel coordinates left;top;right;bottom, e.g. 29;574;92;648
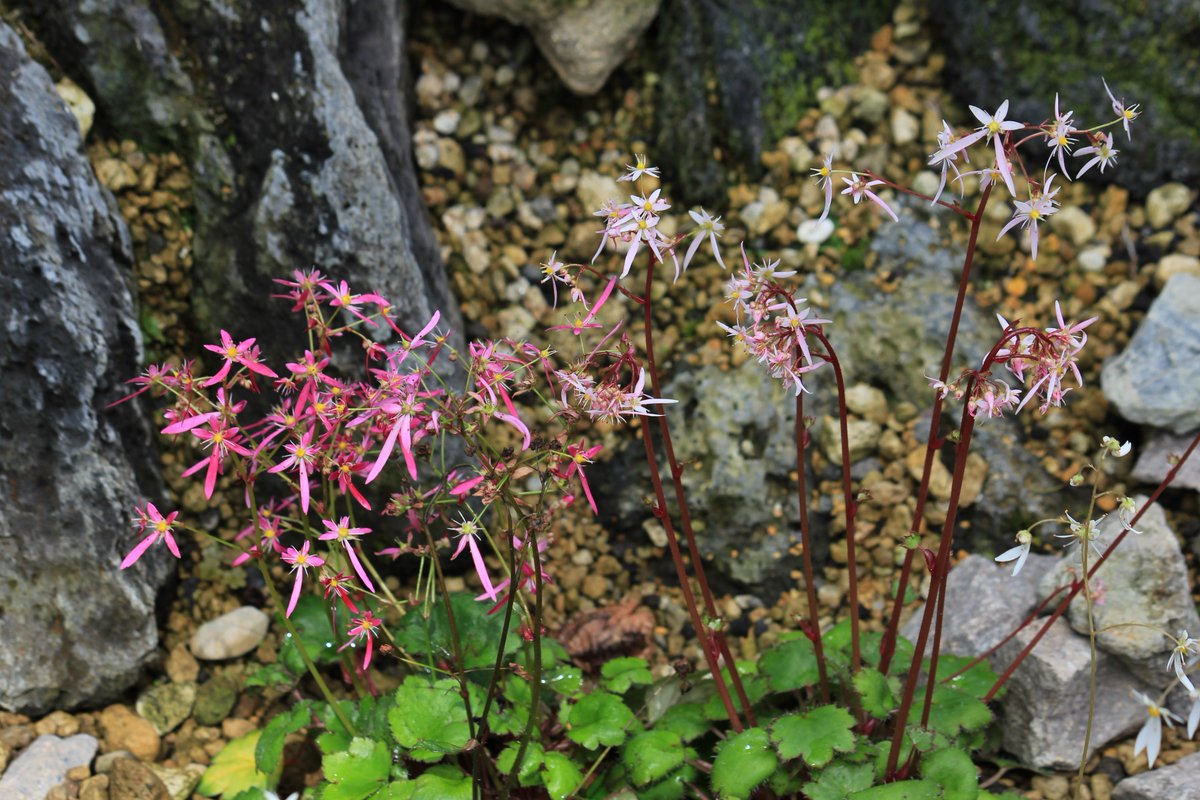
431;109;461;135
890;107;919;146
164;643;199;684
0;734;98;800
94;157;140;191
1054;205;1097;246
99;705;161;762
193;675;240;726
574;170;620;213
797;218;835;245
581;574;609;600
1145;182;1195;229
54;77;95;139
1078;244;1111;272
136;682;196;735
109;756;170;800
1156;253;1200;286
149;763;206;800
79;775;109;800
190;606;269;660
33;711;80;738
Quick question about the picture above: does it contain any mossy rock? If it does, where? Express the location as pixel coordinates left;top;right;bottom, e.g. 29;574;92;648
654;0;895;205
193;674;239;726
931;0;1200;195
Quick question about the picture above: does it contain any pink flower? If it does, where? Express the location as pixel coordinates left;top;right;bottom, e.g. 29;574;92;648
120;503;182;568
281;541;325;618
203;330;278;387
1044;94;1076;177
1075;133;1118;178
450;515;498;601
321;571;360;613
269;429;319;512
318;517;375;592
840;174;899;222
558;441;603;514
181;419;254;498
342;611;383;670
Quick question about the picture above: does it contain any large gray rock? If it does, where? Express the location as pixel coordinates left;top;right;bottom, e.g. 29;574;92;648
442;0;660;94
907;556;1150;770
17;0;464;368
1038;498;1200;688
1102;273;1200;434
0;22;170;713
1130;428;1200;499
1113;750;1200;800
930;0;1200;195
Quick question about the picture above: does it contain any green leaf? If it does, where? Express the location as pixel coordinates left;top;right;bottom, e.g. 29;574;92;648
637;760;700;800
496;741;544;786
854;668;900;719
655;702;710;742
861;630;915;670
256;701;313;777
770;705;856;768
243;663;297;689
601;657;654;694
802;761;876;800
394;592;518;672
542;663;584;696
388;677;471;762
710;727;778;800
322;737;393;800
403;765;473;800
700;664;769;721
566;691;635;749
623;730;685;786
934;655;999;700
197;731;270;798
920;748;979;800
925;687;992;737
760;637;820;692
542;751;585;800
849;779;943;800
278;594;343;675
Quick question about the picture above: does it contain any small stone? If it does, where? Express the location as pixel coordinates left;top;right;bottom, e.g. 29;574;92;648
1145;182;1195;230
818;416;882;463
851;87;888;124
79;774;109;800
0;734;98;800
190;606;269;660
890;108;919;146
431;109;460;135
192;675;239;727
108;757;170;800
94;158;139;192
34;711;80;738
54;78;95;139
1078;245;1111;272
135;683;195;735
796;218;835;245
148;764;205;800
575;171;621;214
1155;253;1200;286
1113;749;1200;799
94;750;135;774
844;384;889;424
1054;206;1097;246
581;574;608;601
1034;775;1071;800
99;705;161;762
164;644;199;684
221;718;255;740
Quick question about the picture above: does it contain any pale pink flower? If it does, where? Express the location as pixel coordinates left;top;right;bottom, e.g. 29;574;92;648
995;174;1060;259
682;208;727;272
812;155;836;222
1044;94;1076;177
1102;77;1140;140
617;153;660;183
969;101;1023;195
840;174;899;222
1075;132;1118;178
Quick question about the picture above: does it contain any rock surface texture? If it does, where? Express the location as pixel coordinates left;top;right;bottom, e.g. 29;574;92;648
931;0;1200;195
441;0;660;94
17;0;464;366
1113;750;1200;800
0;22;170;714
1101;273;1200;434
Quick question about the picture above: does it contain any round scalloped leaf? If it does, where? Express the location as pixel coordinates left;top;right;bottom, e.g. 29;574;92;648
387;677;471;762
623;730;686;786
711;727;778;800
848;779;942;799
542;751;585;800
925;686;992;736
760;638;821;692
321;737;392;800
566;691;635;749
854;668;900;719
919;748;979;800
770;705;857;767
802;761;876;800
601;657;654;694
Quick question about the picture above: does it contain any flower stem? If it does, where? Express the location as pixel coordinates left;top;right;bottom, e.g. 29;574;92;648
795;393;830;702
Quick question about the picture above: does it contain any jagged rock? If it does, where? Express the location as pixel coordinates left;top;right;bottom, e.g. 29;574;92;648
906;555;1152;770
1113;750;1200;800
0;21;169;714
17;0;464;369
655;0;894;204
1102;273;1200;434
931;0;1200;195
442;0;660;94
0;734;98;800
1038;498;1200;688
1131;429;1200;494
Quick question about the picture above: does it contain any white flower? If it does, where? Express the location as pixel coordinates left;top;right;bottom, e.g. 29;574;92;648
995;174;1060;260
1133;690;1182;768
995;529;1033;576
813;154;836;222
1076;133;1118;178
1100;435;1132;459
1102;77;1140;140
1188;687;1200;739
263;791;300;800
682;208;727;273
1167;630;1199;692
618;153;660;182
